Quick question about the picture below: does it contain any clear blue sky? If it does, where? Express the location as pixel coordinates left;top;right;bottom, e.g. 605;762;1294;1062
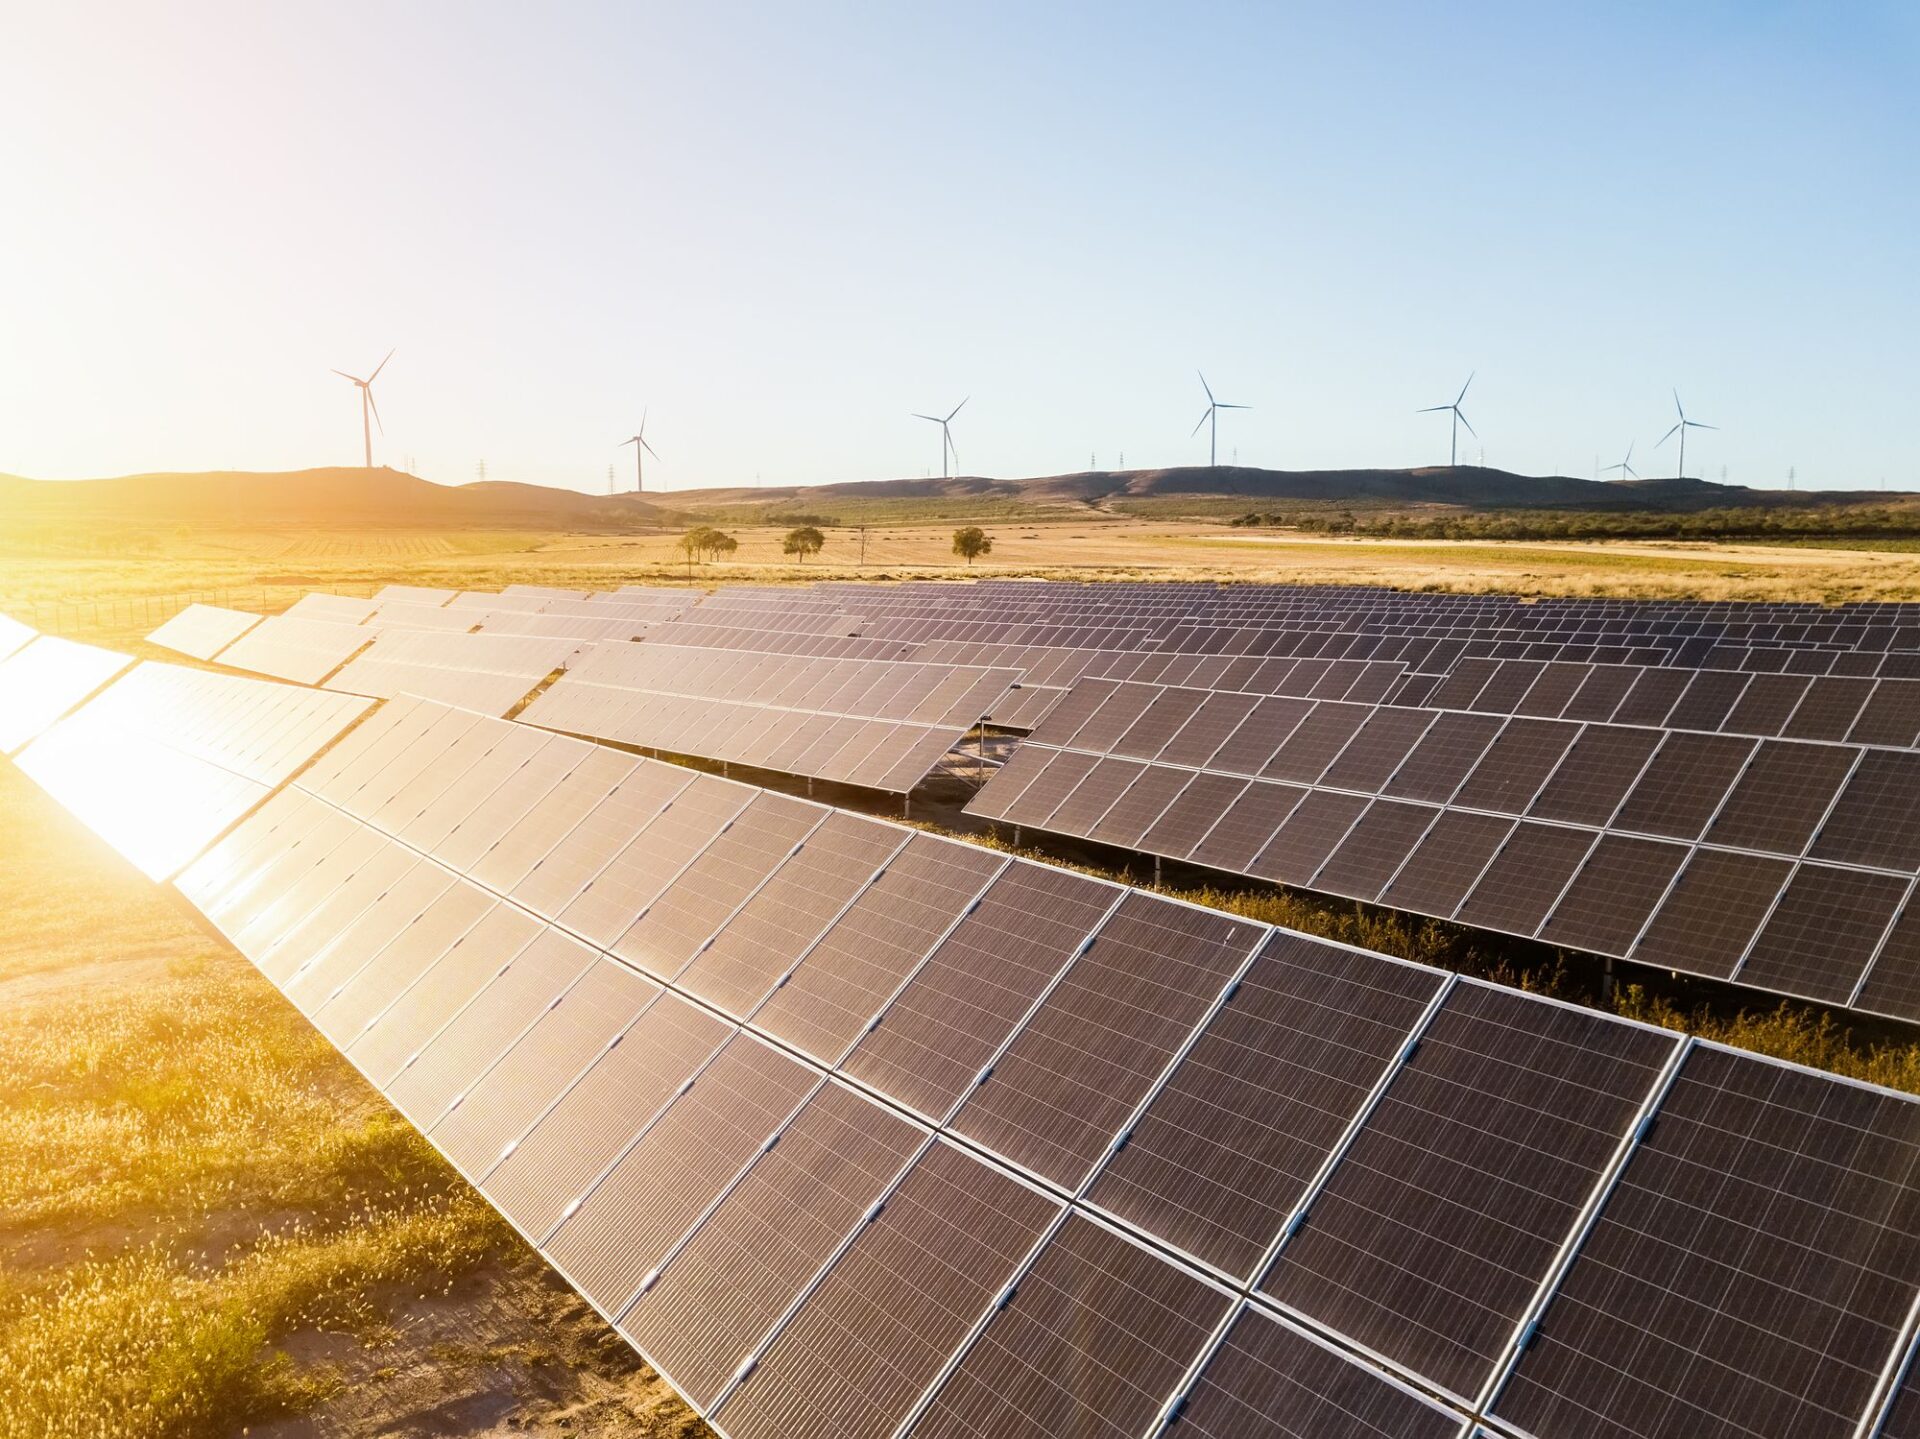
2;2;1914;492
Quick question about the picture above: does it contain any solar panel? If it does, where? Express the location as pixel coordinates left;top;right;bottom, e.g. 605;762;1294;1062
1377;809;1514;918
146;603;262;660
613;792;824;981
1703;740;1860;854
1631;848;1795;977
215;613;375;685
1490;1044;1920;1439
327;628;582;716
1612;732;1756;840
714;1141;1061;1439
1537;835;1689;954
0;636;133;754
840;865;1121;1123
1260;982;1680;1403
751;836;1006;1065
507;762;703;923
1309;799;1441;900
482;992;733;1239
950;894;1263;1190
1168;1304;1467;1439
616;1081;925;1408
1733;864;1910;1004
1454;823;1596;936
1810;750;1920;871
1085;933;1445;1278
677;813;907;1018
541;1033;820;1319
908;1211;1234;1438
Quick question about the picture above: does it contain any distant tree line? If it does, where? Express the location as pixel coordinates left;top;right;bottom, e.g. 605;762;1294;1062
1230;506;1920;541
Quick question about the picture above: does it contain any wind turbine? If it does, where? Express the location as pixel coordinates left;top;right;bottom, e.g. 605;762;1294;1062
332;350;394;469
620;413;659;493
913;398;966;480
1658;390;1716;479
1602;441;1640;482
1418;372;1476;467
1191;372;1248;468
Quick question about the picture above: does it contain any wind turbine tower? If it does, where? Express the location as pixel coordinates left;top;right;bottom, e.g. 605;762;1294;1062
1418;373;1476;467
1658;391;1716;479
332;350;394;469
913;398;966;480
620;413;659;492
1191;372;1248;468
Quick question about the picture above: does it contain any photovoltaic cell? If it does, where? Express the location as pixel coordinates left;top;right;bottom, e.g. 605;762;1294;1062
1170;1304;1466;1439
1782;676;1873;741
1156;691;1262;768
1452;719;1578;815
385;929;598;1129
1703;740;1858;856
466;747;639;893
346;904;544;1086
509;761;701;920
1309;800;1439;901
1378;809;1514;919
553;772;750;947
1085;764;1192;848
841;865;1118;1122
429;956;660;1180
1139;771;1250;859
1260;702;1368;783
1455;824;1596;937
1041;756;1147;835
715;1142;1061;1439
1382;711;1505;804
1811;751;1920;872
613;792;822;980
1613;732;1755;840
1207;696;1314;777
616;1082;924;1408
542;1035;819;1320
1723;672;1811;736
1734;865;1909;1004
1261;983;1678;1402
1247;788;1370;887
752;837;1005;1064
1086;933;1444;1278
1493;1044;1920;1439
1318;707;1437;792
1538;835;1688;953
951;893;1262;1190
678;811;905;1017
1631;848;1795;978
1856;902;1920;1022
907;1212;1232;1439
1190;781;1304;874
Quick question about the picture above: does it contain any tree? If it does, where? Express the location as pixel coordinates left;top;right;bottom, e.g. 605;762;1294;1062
952;526;992;566
782;526;825;563
679;525;739;564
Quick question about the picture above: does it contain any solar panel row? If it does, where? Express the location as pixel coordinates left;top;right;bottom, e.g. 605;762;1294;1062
324;628;585;716
518;643;1018;793
146;602;263;661
108;695;1917;1439
13;658;370;878
972;677;1920;1021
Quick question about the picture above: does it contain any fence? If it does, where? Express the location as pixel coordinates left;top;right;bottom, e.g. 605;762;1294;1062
4;584;386;641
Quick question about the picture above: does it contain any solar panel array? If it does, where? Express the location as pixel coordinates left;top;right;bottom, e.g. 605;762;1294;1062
146;602;263;661
215;613;378;685
969;673;1920;1022
520;642;1018;793
0;634;134;754
14;659;369;878
5;658;1913;1439
324;627;585;716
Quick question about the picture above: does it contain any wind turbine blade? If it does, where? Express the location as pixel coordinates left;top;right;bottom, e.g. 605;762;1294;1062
946;397;969;422
912;413;941;423
1457;372;1474;405
1455;409;1477;439
1417;404;1450;413
620;437;637;447
367;388;383;435
1657;423;1682;446
642;439;660;460
368;349;395;383
1689;421;1719;431
1191;409;1213;437
1217;403;1250;410
332;369;361;383
1673;387;1684;418
1197;371;1215;404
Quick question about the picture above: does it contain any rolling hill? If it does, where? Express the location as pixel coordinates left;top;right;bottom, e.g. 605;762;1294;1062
0;464;1906;535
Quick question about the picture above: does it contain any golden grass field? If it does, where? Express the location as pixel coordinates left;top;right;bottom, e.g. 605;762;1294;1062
6;519;1920;1437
